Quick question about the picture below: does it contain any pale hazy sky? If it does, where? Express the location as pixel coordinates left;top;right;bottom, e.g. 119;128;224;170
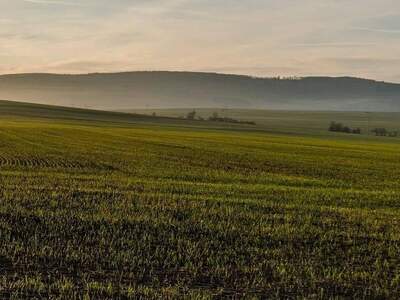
1;0;400;81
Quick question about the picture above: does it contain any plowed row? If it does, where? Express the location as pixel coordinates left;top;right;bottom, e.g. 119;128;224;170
0;118;399;299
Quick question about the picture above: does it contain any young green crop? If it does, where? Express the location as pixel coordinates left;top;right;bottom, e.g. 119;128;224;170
0;111;399;298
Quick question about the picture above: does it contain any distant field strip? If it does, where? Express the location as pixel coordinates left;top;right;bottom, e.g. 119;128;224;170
130;108;400;137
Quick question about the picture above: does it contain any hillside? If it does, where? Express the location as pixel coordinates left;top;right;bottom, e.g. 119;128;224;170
2;99;400;140
0;99;258;131
130;108;400;136
0;99;159;124
1;72;400;111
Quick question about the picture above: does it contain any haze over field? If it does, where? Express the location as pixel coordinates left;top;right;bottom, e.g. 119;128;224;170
2;1;400;111
1;72;400;111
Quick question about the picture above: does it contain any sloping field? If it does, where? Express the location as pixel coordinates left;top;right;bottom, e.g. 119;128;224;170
0;99;177;125
0;101;399;298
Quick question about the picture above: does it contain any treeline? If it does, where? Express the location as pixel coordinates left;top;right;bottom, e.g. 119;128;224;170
329;121;399;137
208;112;256;125
329;122;361;134
185;111;255;125
371;128;398;137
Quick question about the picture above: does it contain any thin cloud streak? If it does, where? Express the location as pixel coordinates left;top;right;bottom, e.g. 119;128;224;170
290;42;376;48
351;26;400;34
21;0;85;6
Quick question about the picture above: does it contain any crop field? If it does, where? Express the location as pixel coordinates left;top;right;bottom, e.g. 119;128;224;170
0;101;399;298
128;108;400;136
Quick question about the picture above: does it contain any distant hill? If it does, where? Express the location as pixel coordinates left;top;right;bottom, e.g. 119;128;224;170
1;71;400;111
0;99;264;131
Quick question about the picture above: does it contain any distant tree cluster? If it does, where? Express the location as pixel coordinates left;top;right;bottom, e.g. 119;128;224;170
270;76;302;80
329;122;361;134
371;128;398;137
186;110;197;120
185;110;255;125
208;112;256;125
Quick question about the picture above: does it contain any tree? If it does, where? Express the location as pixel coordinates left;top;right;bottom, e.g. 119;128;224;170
372;128;387;136
186;110;196;120
329;122;361;135
329;121;343;132
342;126;351;133
212;112;219;120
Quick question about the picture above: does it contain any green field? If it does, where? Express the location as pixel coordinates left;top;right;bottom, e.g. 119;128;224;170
0;101;400;298
127;108;400;136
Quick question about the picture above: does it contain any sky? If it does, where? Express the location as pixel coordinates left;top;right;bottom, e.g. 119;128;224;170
1;0;400;82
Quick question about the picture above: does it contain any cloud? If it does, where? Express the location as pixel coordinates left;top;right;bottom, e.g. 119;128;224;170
0;18;14;24
323;57;400;69
21;0;84;6
290;42;376;48
351;27;400;34
1;0;400;82
43;60;139;73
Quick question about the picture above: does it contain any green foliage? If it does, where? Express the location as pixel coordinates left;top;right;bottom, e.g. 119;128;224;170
329;121;361;134
131;108;400;137
0;107;399;298
372;128;398;137
186;110;196;120
208;112;256;125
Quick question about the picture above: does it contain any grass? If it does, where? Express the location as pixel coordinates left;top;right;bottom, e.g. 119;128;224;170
0;101;399;298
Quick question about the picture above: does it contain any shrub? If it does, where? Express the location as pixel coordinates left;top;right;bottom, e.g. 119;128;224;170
329;122;361;135
372;128;398;137
186;110;196;120
209;112;256;125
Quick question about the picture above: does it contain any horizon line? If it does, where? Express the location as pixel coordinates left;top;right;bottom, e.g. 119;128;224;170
0;70;395;84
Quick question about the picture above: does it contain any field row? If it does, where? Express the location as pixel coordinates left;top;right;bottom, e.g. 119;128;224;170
0;119;399;298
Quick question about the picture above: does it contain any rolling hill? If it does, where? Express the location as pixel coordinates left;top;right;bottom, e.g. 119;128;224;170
1;71;400;111
0;99;159;124
1;99;399;138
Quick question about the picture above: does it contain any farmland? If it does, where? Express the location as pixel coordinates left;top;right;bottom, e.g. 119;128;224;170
127;108;400;136
0;101;399;298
